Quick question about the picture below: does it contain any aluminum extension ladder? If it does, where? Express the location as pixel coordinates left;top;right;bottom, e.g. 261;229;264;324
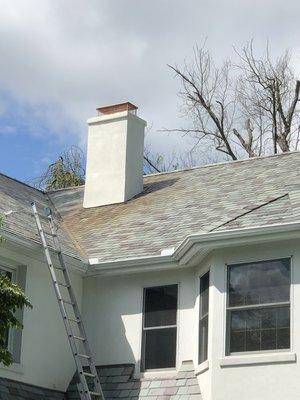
31;202;104;400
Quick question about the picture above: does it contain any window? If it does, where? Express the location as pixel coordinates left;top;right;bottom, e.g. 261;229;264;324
226;258;291;354
142;285;178;370
0;267;13;350
199;272;209;364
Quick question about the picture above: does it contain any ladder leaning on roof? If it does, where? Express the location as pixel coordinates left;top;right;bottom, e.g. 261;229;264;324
31;202;104;400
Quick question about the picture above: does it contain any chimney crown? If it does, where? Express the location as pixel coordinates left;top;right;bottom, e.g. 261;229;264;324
96;102;138;116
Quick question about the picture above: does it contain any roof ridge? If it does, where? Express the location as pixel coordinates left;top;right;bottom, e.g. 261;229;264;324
46;184;85;193
144;151;300;178
0;171;44;194
46;151;300;194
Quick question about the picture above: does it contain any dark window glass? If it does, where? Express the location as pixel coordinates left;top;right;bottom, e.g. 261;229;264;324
199;272;209;364
144;328;177;369
0;268;12;349
144;285;178;327
142;285;178;370
228;259;290;307
229;306;290;352
227;259;290;354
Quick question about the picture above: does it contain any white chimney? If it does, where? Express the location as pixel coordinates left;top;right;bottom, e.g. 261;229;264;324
83;102;146;208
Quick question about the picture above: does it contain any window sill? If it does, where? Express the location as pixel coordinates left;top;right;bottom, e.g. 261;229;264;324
195;360;209;375
0;362;24;375
220;352;296;367
138;368;177;380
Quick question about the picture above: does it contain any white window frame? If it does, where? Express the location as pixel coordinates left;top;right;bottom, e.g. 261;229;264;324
225;257;292;356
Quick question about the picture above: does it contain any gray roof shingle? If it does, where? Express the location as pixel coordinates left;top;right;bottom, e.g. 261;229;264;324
49;152;300;262
0;173;82;259
66;361;202;400
0;152;299;263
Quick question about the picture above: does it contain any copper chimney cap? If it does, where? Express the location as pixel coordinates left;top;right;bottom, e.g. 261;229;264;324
97;102;138;116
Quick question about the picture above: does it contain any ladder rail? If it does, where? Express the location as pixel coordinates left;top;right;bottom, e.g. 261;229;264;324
49;217;104;398
31;202;103;400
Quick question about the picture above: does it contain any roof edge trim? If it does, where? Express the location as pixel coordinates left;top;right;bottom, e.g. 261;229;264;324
88;221;300;275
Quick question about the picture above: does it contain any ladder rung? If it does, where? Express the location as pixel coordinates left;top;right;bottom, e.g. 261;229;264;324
67;317;80;323
89;391;101;396
82;372;96;378
44;231;57;237
35;213;51;221
56;281;70;288
77;353;90;359
59;298;74;305
73;335;86;341
53;266;65;271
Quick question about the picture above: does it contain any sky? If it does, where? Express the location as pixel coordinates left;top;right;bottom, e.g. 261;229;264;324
0;0;300;183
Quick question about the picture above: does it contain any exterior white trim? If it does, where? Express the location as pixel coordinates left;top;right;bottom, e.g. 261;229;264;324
195;359;209;375
1;229;87;274
4;220;300;276
0;363;24;375
220;352;296;367
88;222;300;276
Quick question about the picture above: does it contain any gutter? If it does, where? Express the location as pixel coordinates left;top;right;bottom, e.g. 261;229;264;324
1;228;88;274
174;221;300;264
88;221;300;276
86;254;177;276
3;221;300;277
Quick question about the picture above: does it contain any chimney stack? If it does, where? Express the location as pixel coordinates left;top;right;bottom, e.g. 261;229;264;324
83;102;146;208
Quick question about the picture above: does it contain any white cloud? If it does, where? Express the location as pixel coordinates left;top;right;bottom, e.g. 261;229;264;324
0;0;300;156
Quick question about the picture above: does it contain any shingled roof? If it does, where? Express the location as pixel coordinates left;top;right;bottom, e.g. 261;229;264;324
49;151;300;262
0;173;81;260
0;152;299;263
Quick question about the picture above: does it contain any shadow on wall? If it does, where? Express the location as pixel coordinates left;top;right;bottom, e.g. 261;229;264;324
82;270;197;370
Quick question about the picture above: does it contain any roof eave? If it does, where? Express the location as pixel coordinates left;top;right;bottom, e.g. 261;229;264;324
1;228;88;274
175;221;300;265
88;221;300;275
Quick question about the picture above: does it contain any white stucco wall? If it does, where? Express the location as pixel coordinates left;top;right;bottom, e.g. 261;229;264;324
0;244;83;391
1;236;300;400
82;238;300;400
82;268;198;374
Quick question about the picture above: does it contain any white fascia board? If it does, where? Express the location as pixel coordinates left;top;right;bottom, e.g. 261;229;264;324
174;221;300;265
89;221;300;275
1;229;87;275
87;254;177;276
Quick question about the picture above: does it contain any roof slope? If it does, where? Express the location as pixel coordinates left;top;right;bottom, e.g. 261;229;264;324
0;173;81;259
48;152;300;262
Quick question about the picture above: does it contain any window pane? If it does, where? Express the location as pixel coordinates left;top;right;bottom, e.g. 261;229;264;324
0;268;12;349
0;268;12;279
200;272;209;317
199;272;209;364
229;306;290;353
144;328;176;369
199;315;208;364
228;259;290;307
144;285;178;327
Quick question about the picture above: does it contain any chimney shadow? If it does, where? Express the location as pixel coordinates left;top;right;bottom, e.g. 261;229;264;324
136;178;179;199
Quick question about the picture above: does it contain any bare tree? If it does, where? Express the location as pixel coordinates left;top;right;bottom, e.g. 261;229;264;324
168;41;300;160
